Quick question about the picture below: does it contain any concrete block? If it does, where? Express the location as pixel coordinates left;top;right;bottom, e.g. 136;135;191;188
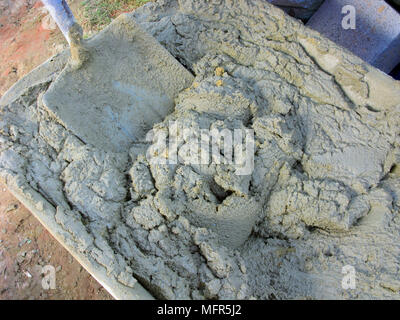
306;0;400;74
268;0;324;20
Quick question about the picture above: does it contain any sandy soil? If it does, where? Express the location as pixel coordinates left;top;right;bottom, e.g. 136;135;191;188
0;185;113;299
0;0;113;300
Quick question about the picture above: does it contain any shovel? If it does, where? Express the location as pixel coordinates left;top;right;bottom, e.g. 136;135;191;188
41;0;193;152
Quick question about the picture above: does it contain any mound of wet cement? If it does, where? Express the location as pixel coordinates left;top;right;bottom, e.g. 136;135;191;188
1;0;400;299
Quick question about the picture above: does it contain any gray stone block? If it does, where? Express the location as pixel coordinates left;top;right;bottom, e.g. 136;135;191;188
268;0;324;20
306;0;400;74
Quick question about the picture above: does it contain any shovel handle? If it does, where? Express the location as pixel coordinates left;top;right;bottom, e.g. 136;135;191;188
41;0;77;44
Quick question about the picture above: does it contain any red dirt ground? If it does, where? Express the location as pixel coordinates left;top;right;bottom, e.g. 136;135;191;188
0;0;113;300
0;0;68;96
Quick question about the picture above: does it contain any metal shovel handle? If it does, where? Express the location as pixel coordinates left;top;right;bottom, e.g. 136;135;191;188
42;0;89;68
41;0;77;44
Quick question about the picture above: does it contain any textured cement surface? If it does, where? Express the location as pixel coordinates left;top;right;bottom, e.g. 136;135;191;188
1;0;400;299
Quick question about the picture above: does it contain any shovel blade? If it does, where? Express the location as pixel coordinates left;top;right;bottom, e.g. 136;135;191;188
42;14;193;152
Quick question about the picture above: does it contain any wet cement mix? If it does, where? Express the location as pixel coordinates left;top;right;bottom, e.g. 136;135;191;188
1;0;400;299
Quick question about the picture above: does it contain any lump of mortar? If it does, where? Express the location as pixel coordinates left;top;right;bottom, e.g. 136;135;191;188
258;164;371;239
145;98;261;248
2;0;400;300
60;143;128;224
129;156;156;197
